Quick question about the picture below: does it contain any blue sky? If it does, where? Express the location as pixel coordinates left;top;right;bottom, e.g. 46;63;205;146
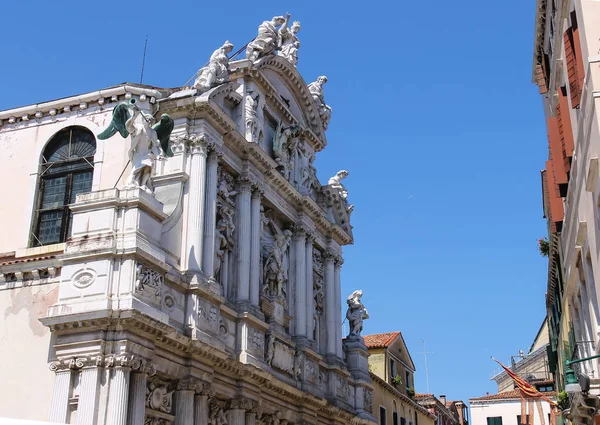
1;0;548;404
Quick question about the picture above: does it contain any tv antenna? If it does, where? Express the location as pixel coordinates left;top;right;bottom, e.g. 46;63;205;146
140;36;148;84
417;339;434;393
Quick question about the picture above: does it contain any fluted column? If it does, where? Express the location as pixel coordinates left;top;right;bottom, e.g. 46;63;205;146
49;365;71;423
127;360;151;425
236;178;253;303
305;234;314;340
194;386;212;425
203;148;221;281
174;379;196;425
183;134;210;273
246;412;257;425
106;364;130;425
324;251;336;356
249;188;262;306
77;359;102;425
334;256;344;357
294;226;307;337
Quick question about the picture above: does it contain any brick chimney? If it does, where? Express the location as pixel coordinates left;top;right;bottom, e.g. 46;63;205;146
440;395;446;405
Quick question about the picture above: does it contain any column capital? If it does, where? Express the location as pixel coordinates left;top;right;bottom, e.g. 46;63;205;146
323;249;337;264
251;184;264;198
170;135;188;155
293;223;311;238
229;397;255;411
200;383;216;397
130;356;156;375
236;176;255;193
207;145;223;162
177;377;203;392
189;133;212;155
334;255;344;267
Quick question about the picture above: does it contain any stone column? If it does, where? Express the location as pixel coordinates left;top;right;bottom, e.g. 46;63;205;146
305;234;314;340
324;251;336;356
184;134;210;273
77;360;102;425
106;364;130;425
294;226;307;337
203;148;221;281
227;401;247;425
334;256;344;358
174;380;195;425
246;412;257;425
236;178;253;303
127;360;151;425
249;188;262;307
194;386;212;425
49;365;71;423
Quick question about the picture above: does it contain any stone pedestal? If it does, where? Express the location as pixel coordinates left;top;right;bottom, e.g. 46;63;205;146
343;337;370;381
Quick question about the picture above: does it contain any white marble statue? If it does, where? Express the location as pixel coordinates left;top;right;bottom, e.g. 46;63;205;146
214;218;229;279
245;91;263;143
98;100;173;195
307;76;332;130
193;41;234;93
328;170;349;199
346;289;369;337
278;14;300;66
246;16;286;62
263;228;292;299
273;123;300;179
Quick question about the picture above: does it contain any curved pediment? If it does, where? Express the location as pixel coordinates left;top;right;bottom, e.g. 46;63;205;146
231;56;327;150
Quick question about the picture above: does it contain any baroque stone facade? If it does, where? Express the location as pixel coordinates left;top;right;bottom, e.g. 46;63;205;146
0;14;373;425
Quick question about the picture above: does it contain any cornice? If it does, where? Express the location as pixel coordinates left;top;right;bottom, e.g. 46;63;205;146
370;373;435;420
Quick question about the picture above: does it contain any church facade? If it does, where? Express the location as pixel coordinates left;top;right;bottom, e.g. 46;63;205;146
0;14;374;425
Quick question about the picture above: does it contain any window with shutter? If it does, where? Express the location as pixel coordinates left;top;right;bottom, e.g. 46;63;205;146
564;28;580;108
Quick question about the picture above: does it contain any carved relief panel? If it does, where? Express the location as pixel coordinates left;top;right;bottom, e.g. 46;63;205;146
215;165;237;299
135;264;163;307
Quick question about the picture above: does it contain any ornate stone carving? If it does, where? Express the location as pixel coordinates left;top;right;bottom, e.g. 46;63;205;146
307;76;332;130
364;389;374;413
246;16;287;62
262;227;292;300
146;376;174;413
327;170;354;217
193;41;234;94
265;334;275;365
346;290;369;337
313;277;324;313
209;400;228;425
294;351;304;381
248;327;265;351
135;264;163;304
273;123;301;181
312;250;323;275
305;360;317;384
336;375;351;400
188;133;211;155
177;378;202;392
217;166;237;205
97;101;174;194
278;14;300;67
199;302;218;323
72;270;95;288
271;339;295;376
245;91;264;144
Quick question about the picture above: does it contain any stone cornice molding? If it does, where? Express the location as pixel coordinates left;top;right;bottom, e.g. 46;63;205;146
369;372;436;420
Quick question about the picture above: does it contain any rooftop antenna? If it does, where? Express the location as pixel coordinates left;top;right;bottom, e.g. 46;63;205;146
140;36;148;84
417;339;434;393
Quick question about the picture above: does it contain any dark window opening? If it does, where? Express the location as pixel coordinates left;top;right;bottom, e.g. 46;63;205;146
32;126;96;246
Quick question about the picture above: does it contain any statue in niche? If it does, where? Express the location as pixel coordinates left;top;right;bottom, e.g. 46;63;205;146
265;334;275;365
217;167;237;204
307;76;332;130
214;218;229;279
246;16;286;62
193;41;234;93
314;278;324;312
97;100;174;194
245;91;263;144
294;351;304;380
262;219;292;300
278;14;301;67
346;289;369;337
273;122;301;180
328;170;354;215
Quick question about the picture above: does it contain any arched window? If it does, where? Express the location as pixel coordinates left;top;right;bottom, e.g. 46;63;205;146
31;126;96;246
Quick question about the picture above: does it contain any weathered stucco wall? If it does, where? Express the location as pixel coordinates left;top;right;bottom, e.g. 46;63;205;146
0;283;58;420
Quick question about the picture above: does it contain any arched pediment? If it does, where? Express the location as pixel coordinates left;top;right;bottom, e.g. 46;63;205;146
230;56;327;150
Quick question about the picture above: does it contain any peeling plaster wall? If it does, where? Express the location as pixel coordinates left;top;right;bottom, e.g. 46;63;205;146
0;283;58;420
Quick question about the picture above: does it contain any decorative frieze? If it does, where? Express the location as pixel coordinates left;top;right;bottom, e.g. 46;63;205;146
135;264;163;304
363;390;373;413
146;376;174;414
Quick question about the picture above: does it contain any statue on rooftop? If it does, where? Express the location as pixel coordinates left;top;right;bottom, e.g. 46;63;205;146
278;14;300;67
346;289;369;337
97;99;173;195
246;16;286;62
307;76;332;130
193;41;234;93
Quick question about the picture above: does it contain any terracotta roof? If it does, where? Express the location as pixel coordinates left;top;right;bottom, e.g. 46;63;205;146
0;255;55;266
363;332;401;349
415;394;433;399
470;389;557;401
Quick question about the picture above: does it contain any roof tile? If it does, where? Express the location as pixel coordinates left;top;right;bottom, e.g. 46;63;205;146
363;332;401;349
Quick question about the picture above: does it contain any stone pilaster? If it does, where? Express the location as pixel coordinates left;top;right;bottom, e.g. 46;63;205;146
294;225;307;337
49;363;72;423
334;255;344;358
127;359;153;425
305;233;314;340
77;358;102;425
227;398;252;425
174;379;197;425
203;147;222;284
324;250;336;356
236;177;253;303
249;187;263;306
106;362;130;425
183;133;210;273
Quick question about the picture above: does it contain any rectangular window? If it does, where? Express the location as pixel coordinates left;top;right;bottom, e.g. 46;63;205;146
406;371;411;388
517;415;530;425
390;359;397;379
401;417;406;425
380;407;387;425
393;412;398;425
487;417;502;425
